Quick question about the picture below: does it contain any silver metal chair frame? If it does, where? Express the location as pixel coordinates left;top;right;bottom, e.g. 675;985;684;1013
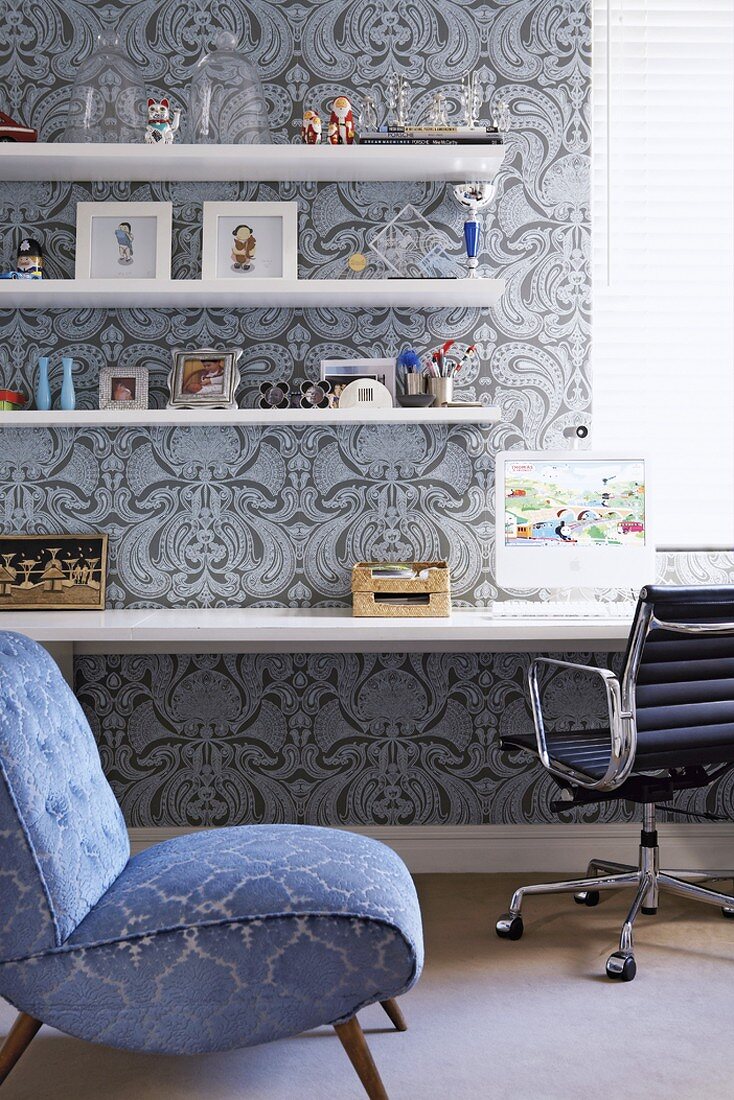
498;598;734;981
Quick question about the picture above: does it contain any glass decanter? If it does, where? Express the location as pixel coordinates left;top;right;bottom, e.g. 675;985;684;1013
188;31;272;144
62;31;147;142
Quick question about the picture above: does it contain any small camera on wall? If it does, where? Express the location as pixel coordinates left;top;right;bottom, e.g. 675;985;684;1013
563;423;589;448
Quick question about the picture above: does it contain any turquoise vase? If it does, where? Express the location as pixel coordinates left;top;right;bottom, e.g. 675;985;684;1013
35;356;51;410
60;356;75;411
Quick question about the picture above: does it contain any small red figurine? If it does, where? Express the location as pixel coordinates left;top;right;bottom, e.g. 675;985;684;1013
301;109;322;144
0;110;37;142
328;96;355;145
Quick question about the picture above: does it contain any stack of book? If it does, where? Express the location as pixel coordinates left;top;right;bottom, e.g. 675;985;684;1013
358;126;503;146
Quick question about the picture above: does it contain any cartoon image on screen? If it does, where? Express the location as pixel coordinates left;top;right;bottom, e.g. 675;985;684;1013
504;460;646;548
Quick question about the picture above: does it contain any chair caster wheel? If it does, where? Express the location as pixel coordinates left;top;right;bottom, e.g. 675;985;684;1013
496;914;524;940
606;951;636;982
721;906;734;918
574;890;600;906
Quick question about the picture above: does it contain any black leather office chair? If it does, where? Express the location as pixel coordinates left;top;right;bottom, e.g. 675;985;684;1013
496;585;734;981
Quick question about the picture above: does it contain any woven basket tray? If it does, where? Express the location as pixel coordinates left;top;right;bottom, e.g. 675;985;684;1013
351;561;451;618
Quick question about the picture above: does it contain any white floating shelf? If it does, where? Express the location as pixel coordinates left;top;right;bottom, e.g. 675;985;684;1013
10;607;630;652
0;142;505;184
0;406;501;429
0;277;503;310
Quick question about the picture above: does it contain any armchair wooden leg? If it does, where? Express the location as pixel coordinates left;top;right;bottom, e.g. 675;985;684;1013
380;998;407;1032
334;1015;389;1100
0;1013;41;1086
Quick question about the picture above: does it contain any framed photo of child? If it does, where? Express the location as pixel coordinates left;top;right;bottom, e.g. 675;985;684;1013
168;347;242;409
75;202;172;281
98;365;150;411
201;202;298;282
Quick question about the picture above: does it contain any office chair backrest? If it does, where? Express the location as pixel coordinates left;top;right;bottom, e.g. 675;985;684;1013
627;585;734;767
0;632;129;961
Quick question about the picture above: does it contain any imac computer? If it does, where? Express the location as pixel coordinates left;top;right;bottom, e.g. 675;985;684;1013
495;452;654;592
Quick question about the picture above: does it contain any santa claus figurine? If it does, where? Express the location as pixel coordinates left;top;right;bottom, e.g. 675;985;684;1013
301;109;322;144
328;96;355;145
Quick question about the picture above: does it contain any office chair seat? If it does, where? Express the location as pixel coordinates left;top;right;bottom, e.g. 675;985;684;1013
502;720;734;776
496;585;734;982
502;729;612;780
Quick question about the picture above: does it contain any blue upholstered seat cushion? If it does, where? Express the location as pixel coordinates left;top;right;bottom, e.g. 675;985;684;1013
0;825;423;1054
0;632;129;961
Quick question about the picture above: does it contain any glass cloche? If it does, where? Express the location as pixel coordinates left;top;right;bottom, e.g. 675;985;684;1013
63;31;147;142
189;31;272;144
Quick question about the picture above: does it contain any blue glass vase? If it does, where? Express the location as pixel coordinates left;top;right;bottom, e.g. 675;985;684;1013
35;356;51;410
60;357;75;411
463;218;480;278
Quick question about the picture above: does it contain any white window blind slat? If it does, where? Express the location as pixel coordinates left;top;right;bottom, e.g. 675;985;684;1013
592;0;734;550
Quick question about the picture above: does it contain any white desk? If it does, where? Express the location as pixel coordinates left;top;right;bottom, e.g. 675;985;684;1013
4;608;631;682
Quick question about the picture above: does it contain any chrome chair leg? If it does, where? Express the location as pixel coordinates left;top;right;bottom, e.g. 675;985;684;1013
574;859;637;906
588;859;636;875
496;871;641;941
495;804;734;980
658;873;734;910
606;873;651;982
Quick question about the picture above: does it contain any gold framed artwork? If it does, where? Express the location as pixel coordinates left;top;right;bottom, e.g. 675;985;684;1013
0;534;108;611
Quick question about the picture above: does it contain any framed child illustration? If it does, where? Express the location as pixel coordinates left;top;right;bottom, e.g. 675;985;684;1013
75;201;172;280
201;201;298;282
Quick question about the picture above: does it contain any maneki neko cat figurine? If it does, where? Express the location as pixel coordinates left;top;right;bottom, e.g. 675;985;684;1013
145;98;181;144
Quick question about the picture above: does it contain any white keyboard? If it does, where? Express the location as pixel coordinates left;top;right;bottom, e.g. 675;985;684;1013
491;600;637;619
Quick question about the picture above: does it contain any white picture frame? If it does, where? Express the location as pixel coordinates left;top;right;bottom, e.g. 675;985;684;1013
75;201;172;281
201;201;298;282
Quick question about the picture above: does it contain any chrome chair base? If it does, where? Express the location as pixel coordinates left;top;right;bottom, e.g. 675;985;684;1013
496;805;734;981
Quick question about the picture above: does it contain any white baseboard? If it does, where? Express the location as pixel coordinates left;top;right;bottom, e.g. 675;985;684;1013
128;823;734;873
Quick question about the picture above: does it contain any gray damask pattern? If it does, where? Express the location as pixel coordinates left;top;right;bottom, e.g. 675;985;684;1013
75;648;734;827
0;0;591;453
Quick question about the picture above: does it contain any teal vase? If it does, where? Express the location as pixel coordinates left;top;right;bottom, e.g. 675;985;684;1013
35;356;51;410
60;357;75;411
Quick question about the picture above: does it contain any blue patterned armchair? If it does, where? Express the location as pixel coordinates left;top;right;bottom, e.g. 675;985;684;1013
0;632;423;1099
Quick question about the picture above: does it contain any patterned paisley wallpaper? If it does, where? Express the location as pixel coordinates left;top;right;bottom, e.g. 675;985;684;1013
3;1;732;826
75;649;734;827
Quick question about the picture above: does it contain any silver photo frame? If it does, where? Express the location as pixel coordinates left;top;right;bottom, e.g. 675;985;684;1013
98;365;149;411
167;347;242;409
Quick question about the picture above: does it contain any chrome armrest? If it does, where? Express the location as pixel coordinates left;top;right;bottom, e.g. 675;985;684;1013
652;617;734;635
528;657;636;792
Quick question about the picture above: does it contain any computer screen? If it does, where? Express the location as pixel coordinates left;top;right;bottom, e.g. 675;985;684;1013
495;452;654;590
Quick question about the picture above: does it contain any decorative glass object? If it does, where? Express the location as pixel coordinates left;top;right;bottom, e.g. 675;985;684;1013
358;95;378;132
368;204;463;279
460;71;481;129
492;98;511;134
62;31;147;143
428;92;450;128
452;182;497;278
189;31;271;144
385;73;408;128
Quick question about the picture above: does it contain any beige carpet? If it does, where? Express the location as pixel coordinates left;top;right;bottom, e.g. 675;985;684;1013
3;873;734;1099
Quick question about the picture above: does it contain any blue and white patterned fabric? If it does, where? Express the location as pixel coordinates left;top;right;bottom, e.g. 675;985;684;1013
0;632;423;1054
0;632;129;959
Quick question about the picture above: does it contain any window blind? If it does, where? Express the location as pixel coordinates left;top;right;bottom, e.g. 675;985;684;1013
592;0;734;549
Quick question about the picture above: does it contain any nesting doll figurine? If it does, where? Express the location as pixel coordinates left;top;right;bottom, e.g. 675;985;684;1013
0;237;44;279
328;96;355;144
301;109;322;144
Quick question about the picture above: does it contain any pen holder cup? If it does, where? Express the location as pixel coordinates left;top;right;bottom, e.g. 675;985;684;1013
426;377;453;406
404;374;426;396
